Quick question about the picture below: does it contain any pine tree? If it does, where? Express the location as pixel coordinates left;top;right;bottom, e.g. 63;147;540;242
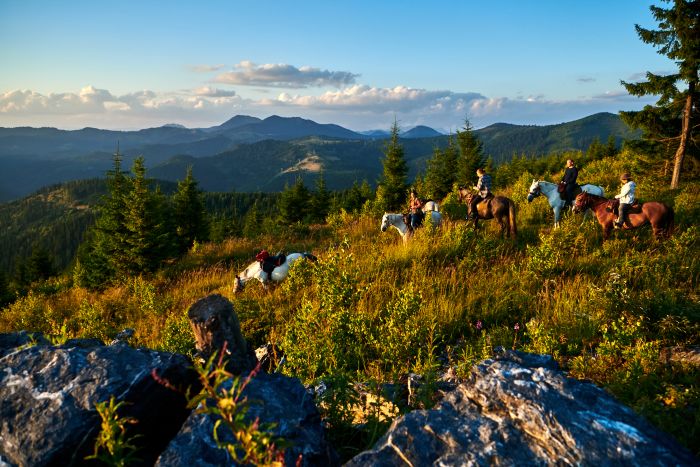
424;137;458;199
376;120;408;211
310;173;330;223
242;203;261;239
26;246;55;283
456;117;485;186
0;270;10;306
173;166;210;253
278;177;311;224
76;148;128;287
620;0;699;188
121;157;169;273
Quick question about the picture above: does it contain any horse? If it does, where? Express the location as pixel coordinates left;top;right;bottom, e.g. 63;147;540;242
457;187;517;238
573;192;674;241
380;211;442;244
233;252;317;293
527;180;605;228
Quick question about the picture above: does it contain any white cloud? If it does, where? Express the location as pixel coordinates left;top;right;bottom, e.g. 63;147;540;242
213;61;359;88
0;82;657;131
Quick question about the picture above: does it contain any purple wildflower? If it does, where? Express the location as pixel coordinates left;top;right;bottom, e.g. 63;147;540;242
514;323;520;332
476;320;483;330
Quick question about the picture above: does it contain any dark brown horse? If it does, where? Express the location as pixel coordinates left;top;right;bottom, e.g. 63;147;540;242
573;192;674;241
458;186;517;238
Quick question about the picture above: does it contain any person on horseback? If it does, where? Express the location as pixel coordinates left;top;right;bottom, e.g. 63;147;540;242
256;249;286;281
469;168;492;221
561;159;579;206
408;188;424;230
614;173;636;229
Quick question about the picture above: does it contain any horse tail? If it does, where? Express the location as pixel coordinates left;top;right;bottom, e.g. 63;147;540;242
664;205;675;238
302;252;318;262
508;200;518;237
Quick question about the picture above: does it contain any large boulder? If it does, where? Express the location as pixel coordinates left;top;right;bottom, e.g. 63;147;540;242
347;350;698;466
0;335;196;467
156;371;337;467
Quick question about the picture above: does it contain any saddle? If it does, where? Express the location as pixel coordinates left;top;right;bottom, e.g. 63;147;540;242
605;199;642;215
256;250;286;274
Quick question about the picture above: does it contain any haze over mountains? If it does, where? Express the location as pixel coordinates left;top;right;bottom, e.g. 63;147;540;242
0;113;637;201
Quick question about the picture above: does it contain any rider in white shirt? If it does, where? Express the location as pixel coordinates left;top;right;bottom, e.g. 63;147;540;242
614;172;636;228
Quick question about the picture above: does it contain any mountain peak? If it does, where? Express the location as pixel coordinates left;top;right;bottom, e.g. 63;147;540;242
402;125;443;138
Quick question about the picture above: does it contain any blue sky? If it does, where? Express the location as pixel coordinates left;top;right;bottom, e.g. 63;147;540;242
0;0;673;131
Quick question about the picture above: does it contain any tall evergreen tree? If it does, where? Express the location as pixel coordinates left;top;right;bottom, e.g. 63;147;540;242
376;120;409;211
424;136;459;199
456;117;485;186
76;148;128;287
122;157;170;273
620;0;699;188
26;246;55;283
310;173;330;223
0;270;10;306
173;166;210;253
278;177;311;224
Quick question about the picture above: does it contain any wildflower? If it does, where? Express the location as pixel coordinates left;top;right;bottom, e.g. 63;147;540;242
475;320;483;330
514;323;520;332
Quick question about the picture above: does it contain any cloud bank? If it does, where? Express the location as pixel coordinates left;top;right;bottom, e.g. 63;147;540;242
0;81;654;131
213;61;359;88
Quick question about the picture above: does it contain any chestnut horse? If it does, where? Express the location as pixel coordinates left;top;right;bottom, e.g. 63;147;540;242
573;192;674;241
458;187;517;238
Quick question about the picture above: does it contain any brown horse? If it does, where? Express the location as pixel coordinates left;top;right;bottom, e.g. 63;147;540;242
573;192;674;241
458;187;517;238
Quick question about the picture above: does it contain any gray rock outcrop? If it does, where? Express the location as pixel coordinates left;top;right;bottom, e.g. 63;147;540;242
0;337;196;467
347;350;698;466
156;371;337;466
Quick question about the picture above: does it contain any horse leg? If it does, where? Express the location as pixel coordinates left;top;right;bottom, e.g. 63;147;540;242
553;206;561;228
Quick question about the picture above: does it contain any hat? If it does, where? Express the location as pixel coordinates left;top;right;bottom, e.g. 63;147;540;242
620;172;632;181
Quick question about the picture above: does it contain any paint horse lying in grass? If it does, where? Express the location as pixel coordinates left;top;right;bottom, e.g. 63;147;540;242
233;252;317;293
380;211;442;244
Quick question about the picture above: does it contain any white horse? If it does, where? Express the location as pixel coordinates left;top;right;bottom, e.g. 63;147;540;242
423;200;439;212
233;252;317;293
380;211;442;243
527;179;605;228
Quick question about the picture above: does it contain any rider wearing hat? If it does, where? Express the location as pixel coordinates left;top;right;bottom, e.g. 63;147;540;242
614;172;636;228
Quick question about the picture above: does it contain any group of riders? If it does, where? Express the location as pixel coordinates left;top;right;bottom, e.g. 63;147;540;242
408;159;637;229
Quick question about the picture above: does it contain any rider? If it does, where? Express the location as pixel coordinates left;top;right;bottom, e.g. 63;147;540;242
408;188;424;230
614;173;636;229
255;249;276;281
561;159;579;206
469;168;492;221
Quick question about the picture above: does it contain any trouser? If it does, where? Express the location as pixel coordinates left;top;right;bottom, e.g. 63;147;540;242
469;196;484;219
617;203;630;226
565;184;576;204
410;211;423;228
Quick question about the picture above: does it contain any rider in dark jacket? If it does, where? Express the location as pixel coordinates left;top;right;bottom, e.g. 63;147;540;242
561;159;578;206
469;168;492;220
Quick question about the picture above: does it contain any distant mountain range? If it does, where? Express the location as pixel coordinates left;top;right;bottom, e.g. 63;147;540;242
0;112;638;201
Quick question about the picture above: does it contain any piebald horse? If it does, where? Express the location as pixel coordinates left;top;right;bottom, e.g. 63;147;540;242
380;211;442;244
233;252;317;293
574;192;674;241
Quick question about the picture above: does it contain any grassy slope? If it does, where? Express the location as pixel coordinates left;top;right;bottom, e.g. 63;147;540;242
1;151;698;457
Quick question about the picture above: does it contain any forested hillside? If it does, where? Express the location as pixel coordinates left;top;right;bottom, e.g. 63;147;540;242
0;112;636;201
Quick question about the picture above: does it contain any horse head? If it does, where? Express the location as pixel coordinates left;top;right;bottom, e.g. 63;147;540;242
527;179;541;203
573;192;591;213
233;275;244;294
457;186;470;202
380;213;390;232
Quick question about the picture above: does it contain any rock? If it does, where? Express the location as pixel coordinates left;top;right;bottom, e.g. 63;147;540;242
660;346;700;366
0;330;49;358
156;371;338;467
0;333;197;467
110;327;136;346
187;294;257;374
347;350;698;466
